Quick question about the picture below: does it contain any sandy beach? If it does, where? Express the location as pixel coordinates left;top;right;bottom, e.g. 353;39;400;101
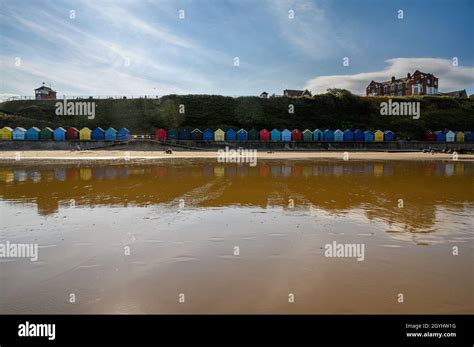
0;150;473;163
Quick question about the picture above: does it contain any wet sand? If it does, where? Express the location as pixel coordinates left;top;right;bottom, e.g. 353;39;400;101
0;160;473;314
0;150;473;163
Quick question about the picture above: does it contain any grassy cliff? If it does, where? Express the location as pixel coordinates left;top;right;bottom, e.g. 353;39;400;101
0;90;473;140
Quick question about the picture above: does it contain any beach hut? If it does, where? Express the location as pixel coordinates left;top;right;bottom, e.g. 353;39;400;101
117;128;130;140
334;129;344;142
455;131;465;142
79;127;91;140
53;127;66;141
313;129;323;141
364;131;374;142
155;128;167;140
248;129;258;141
384;130;396;141
425;130;436;141
270;129;281;142
179;128;191;140
343;129;354;142
202;128;214;141
353;129;364;142
168;128;178;140
26;127;40;141
225;128;236;141
464;131;473;142
302;129;313;142
191;128;203;140
0;127;13;140
105;127;117;141
39;127;53;140
435;131;446;142
91;127;105;140
214;129;225;141
260;129;270;141
374;130;384;142
291;129;302;142
446;130;455;142
323;129;334;142
12;127;27;140
237;129;248;141
66;127;79;140
281;129;291;142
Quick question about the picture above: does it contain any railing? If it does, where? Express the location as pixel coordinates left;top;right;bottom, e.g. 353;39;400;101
3;95;163;101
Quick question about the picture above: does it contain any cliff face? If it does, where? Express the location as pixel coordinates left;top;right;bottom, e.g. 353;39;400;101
1;93;473;140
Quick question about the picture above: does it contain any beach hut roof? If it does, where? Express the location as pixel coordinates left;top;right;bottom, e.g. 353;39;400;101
302;129;312;133
334;129;343;133
282;129;291;134
364;130;373;134
93;127;105;132
68;127;79;131
446;130;455;135
203;128;213;133
271;128;279;132
2;126;13;131
384;130;394;134
29;127;41;131
215;128;224;133
14;127;27;131
237;128;248;133
191;128;202;133
106;127;117;131
226;128;236;133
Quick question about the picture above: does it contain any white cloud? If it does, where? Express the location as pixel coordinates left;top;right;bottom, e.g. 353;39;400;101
304;58;474;95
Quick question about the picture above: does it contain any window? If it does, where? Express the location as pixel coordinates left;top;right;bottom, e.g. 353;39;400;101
427;79;431;85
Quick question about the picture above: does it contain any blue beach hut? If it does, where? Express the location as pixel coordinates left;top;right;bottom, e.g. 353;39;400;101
270;129;281;142
225;128;237;141
464;131;473;142
117;128;130;140
313;129;323;141
92;127;105;140
105;127;117;140
237;129;248;141
334;129;344;142
203;128;214;141
53;127;66;141
354;129;364;141
281;129;291;142
384;130;395;141
179;128;191;140
435;131;446;142
323;129;334;142
364;131;374;142
12;127;27;140
343;129;354;142
26;127;40;140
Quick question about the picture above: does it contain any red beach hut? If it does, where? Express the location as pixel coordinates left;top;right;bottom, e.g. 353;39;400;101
66;127;79;140
425;130;436;141
155;128;167;141
259;129;270;142
291;129;302;141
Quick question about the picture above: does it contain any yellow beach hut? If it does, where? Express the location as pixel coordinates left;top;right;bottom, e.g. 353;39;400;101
80;127;92;140
214;128;225;141
0;127;13;140
374;130;384;142
455;131;465;142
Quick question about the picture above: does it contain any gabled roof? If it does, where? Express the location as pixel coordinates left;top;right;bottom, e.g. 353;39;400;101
35;85;55;91
284;89;312;97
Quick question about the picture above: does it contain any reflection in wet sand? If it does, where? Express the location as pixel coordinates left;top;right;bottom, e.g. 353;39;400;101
0;160;473;313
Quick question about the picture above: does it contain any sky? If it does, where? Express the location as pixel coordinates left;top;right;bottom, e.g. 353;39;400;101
0;0;473;100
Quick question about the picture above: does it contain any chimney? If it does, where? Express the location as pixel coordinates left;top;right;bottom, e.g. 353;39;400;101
407;73;411;78
391;76;395;82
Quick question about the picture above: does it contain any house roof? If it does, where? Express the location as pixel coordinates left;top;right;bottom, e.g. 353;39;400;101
35;85;55;92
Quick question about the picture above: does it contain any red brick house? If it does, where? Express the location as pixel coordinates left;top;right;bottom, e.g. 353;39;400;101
35;85;57;100
366;70;438;96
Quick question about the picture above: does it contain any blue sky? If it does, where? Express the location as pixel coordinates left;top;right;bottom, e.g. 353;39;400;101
1;0;473;99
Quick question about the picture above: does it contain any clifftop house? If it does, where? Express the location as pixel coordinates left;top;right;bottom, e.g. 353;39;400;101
366;70;438;96
35;85;57;100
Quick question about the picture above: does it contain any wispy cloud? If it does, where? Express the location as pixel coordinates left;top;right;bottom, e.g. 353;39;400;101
304;58;474;95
